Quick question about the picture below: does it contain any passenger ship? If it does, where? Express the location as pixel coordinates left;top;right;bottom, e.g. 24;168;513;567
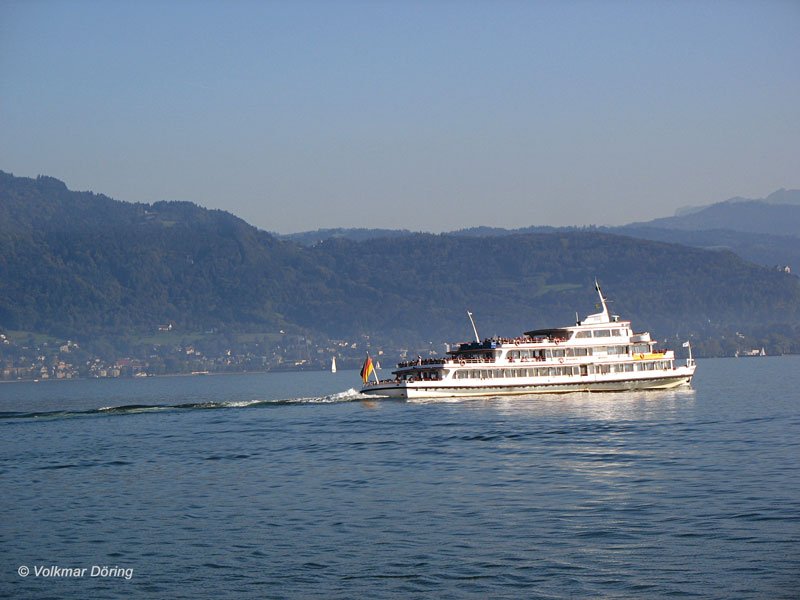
360;283;696;399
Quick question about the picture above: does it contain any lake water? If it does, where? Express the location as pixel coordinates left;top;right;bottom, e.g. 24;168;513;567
1;358;798;599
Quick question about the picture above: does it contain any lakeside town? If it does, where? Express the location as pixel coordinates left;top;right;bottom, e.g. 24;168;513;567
0;330;440;382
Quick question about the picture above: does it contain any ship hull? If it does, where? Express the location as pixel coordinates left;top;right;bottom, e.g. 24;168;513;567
361;370;694;399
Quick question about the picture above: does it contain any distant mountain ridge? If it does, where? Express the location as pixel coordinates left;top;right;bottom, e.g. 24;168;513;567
618;189;800;267
283;189;800;243
284;189;800;268
676;189;800;216
281;227;416;246
633;199;800;236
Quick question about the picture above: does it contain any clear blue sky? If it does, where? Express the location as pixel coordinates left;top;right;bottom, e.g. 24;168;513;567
2;0;798;233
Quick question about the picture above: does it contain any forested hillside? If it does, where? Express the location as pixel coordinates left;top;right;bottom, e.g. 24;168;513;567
307;233;800;345
0;171;364;338
2;171;800;362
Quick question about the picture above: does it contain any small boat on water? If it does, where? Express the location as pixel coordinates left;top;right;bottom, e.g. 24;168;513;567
331;357;337;373
360;282;696;399
735;347;766;357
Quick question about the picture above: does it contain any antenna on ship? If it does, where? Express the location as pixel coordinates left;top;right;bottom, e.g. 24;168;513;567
466;310;481;343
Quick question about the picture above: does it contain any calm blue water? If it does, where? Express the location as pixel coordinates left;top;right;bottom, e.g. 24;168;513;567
1;358;798;599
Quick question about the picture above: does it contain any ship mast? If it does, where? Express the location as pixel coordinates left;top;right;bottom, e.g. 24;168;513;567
595;279;610;321
466;310;481;343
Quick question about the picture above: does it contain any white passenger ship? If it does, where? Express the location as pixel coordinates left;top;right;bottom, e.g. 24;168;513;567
360;283;696;399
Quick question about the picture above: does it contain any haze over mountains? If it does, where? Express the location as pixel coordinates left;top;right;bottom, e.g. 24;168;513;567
285;189;800;238
1;170;799;364
284;190;800;272
634;189;800;236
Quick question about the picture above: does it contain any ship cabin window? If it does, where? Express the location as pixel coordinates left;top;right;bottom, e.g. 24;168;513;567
634;361;658;371
507;349;547;360
529;366;571;377
593;329;611;338
606;345;628;355
568;347;592;357
632;343;650;354
545;348;566;358
575;331;592;339
497;368;530;378
611;329;623;337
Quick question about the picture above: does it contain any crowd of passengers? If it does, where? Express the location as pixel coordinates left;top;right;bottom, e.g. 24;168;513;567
461;336;569;347
397;353;549;368
493;336;568;344
397;357;448;368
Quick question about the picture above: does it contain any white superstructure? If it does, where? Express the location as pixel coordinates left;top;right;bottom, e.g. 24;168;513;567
360;283;696;399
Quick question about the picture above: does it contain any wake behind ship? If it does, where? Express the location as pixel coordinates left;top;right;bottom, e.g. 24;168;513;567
360;283;696;399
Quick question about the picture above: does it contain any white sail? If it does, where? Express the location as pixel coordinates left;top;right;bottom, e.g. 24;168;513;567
331;357;337;373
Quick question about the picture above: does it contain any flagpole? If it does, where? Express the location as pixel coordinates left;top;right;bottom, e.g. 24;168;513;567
364;352;380;384
682;340;694;366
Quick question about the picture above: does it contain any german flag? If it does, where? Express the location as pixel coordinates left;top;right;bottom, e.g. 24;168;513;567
360;356;375;384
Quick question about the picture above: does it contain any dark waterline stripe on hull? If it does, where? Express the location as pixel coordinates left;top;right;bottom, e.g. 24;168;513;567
363;376;693;398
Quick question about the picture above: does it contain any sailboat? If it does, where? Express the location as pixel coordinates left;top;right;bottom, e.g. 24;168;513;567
737;346;767;357
331;357;337;373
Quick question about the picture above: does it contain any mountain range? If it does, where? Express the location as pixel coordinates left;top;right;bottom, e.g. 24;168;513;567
1;170;799;360
283;191;800;270
632;190;800;236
